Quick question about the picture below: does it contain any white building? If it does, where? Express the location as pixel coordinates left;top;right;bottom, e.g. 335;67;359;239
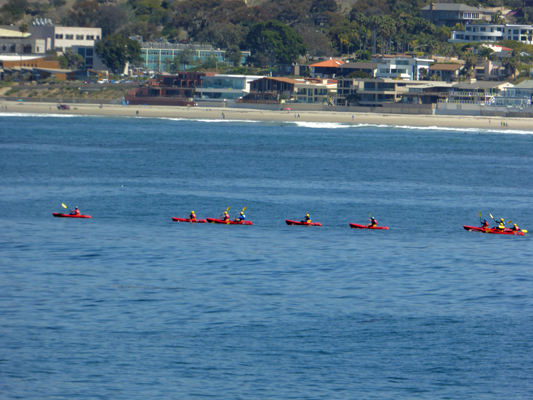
29;26;101;52
372;54;434;80
450;23;533;44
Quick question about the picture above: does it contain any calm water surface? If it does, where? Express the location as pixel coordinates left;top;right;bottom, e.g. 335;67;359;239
1;114;532;399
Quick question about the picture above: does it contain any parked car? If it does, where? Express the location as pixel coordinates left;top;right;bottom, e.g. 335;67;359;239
97;79;109;84
57;103;70;110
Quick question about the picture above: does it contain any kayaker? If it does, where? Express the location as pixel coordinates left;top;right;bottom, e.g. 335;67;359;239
234;211;246;222
495;218;506;230
189;211;196;221
301;213;311;224
69;207;80;216
512;223;520;232
369;217;377;227
481;219;489;228
222;211;230;221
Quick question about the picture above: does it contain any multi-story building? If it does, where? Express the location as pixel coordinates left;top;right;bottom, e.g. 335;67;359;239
140;42;251;72
442;80;514;105
0;26;46;54
335;78;430;106
494;79;533;107
421;3;494;27
194;74;263;102
449;23;533;44
124;72;205;106
29;25;101;52
372;54;434;81
293;78;337;104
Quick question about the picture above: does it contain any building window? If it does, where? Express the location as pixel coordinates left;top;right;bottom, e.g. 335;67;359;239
96;36;100;40
65;34;74;40
55;34;63;39
86;35;94;40
76;35;84;40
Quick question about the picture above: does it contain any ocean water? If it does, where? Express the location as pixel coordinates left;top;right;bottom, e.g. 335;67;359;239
1;114;533;399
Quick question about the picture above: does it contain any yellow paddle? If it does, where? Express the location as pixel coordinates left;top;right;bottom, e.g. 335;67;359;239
62;203;68;209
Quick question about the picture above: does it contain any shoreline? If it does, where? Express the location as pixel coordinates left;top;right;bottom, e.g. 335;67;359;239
1;100;532;131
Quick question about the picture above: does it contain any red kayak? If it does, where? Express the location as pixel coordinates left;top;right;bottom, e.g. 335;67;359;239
206;218;253;225
285;219;322;226
350;223;389;230
463;225;525;236
53;213;91;218
172;217;207;223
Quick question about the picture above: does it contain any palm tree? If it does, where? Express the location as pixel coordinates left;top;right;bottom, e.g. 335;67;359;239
502;57;519;78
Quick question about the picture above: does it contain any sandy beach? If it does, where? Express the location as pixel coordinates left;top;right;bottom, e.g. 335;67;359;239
1;100;532;131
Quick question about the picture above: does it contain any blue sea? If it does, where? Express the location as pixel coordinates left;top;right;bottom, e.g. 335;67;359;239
1;113;532;399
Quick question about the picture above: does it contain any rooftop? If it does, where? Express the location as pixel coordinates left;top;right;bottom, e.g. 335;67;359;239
309;59;345;68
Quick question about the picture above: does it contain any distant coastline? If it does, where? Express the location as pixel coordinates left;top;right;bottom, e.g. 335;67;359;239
2;100;533;132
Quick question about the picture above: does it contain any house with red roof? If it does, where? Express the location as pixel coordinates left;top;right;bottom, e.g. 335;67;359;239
309;59;344;78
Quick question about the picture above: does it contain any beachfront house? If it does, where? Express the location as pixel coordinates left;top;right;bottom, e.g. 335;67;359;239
401;82;456;104
124;72;205;106
335;78;430;106
194;74;263;103
293;78;337;104
443;80;514;105
493;79;533;107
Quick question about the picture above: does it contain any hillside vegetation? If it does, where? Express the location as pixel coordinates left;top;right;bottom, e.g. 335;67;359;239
1;0;532;69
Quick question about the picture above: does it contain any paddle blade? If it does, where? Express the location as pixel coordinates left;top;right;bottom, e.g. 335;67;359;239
478;212;481;218
522;230;528;233
507;221;512;224
490;213;493;219
225;207;231;212
62;203;68;209
241;207;247;212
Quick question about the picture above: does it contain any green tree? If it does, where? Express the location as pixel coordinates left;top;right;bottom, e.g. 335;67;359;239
225;45;242;66
58;48;85;69
502;56;520;78
244;20;307;68
174;48;196;70
94;34;142;73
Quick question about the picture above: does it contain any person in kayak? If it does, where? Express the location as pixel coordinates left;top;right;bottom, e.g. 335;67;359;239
189;211;196;221
69;207;80;216
512;223;520;232
368;217;377;228
481;219;489;228
234;211;246;222
494;218;506;230
301;213;311;224
222;211;230;222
